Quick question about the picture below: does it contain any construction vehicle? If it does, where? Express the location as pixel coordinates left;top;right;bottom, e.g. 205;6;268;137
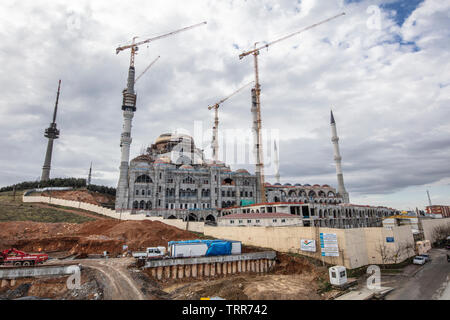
132;240;242;261
238;12;345;204
0;248;48;267
132;246;166;261
168;240;241;258
208;81;254;162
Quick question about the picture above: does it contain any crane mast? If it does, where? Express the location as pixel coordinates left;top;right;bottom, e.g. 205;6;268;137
239;12;345;203
208;81;254;162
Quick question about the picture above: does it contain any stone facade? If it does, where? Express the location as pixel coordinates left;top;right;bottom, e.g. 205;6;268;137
115;133;346;222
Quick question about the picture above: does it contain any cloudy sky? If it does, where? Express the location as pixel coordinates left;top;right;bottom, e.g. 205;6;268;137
0;0;449;210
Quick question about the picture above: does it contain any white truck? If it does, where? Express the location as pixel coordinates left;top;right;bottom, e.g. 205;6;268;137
132;247;166;261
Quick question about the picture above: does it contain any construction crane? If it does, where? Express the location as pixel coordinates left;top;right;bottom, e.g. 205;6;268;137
135;55;160;83
208;81;254;162
238;12;345;204
116;21;207;68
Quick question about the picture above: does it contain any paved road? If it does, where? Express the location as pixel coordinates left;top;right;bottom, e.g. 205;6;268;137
386;249;450;300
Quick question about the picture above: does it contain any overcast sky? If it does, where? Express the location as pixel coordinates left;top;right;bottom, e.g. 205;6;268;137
0;0;449;210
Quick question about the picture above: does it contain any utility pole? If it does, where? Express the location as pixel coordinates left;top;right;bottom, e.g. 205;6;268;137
239;12;345;204
41;80;62;181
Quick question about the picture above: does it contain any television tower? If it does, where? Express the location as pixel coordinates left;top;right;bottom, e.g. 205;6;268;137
41;80;61;181
330;109;349;203
87;162;93;186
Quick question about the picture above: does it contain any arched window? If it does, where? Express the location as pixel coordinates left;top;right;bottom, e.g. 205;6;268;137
308;190;316;198
145;201;152;210
182;176;194;184
135;175;152;183
139;200;145;209
222;178;234;186
133;201;139;209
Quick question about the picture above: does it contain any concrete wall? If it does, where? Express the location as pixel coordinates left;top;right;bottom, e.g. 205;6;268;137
421;218;450;244
203;225;417;269
22;195;205;233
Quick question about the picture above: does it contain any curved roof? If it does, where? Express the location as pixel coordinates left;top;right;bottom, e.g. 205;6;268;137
312;184;320;187
179;164;193;170
322;184;330;188
132;154;153;163
303;184;311;186
284;183;292;186
235;169;250;174
274;183;282;186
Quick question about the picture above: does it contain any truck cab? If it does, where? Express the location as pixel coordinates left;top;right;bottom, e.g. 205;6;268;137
146;247;166;258
132;246;166;260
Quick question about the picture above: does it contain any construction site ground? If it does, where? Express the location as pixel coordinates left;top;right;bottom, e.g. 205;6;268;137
0;189;340;300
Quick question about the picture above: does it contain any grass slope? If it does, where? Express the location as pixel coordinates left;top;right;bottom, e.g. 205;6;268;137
0;191;94;224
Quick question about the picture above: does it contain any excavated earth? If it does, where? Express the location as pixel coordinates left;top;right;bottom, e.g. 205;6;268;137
41;190;115;206
0;219;198;256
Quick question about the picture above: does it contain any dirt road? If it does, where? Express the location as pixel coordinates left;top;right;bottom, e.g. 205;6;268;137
48;258;146;300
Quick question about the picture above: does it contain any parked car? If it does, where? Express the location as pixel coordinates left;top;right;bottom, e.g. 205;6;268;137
419;254;432;262
447;254;450;262
413;256;426;265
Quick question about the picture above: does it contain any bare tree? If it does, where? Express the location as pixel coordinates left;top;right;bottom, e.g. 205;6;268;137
389;241;415;264
375;241;391;267
430;223;450;246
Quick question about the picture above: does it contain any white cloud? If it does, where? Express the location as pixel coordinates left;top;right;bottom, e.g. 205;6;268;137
0;0;449;209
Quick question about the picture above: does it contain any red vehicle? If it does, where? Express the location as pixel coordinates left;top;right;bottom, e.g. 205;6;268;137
0;248;48;266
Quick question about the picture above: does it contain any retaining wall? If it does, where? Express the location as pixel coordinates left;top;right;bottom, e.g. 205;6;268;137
145;251;277;280
203;225;420;269
421;218;450;243
22;195;204;233
0;264;79;279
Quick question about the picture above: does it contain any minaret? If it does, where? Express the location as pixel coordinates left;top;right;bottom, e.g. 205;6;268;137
87;162;92;186
41;80;62;181
115;65;137;210
274;141;280;184
330;110;349;203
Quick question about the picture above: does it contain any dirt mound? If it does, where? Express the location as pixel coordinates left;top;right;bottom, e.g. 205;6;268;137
0;219;197;256
272;253;315;275
41;190;114;206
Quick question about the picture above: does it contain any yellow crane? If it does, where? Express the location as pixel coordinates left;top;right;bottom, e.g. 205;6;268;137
239;12;345;204
135;55;160;83
208;81;254;162
116;21;207;68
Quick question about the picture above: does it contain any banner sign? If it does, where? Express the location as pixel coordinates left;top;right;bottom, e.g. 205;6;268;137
300;239;316;252
320;232;339;257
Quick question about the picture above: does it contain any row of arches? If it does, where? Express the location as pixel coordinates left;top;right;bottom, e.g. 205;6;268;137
277;189;336;198
133;200;152;210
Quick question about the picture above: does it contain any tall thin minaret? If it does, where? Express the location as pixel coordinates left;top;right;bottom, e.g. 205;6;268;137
115;65;137;210
330;110;349;203
41;80;62;181
87;162;92;186
274;141;280;184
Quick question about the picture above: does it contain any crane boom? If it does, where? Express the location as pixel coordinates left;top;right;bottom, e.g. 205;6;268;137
208;81;254;110
116;21;207;54
239;12;345;59
135;56;160;83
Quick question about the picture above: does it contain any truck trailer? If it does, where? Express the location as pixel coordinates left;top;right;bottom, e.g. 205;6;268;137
168;240;241;258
